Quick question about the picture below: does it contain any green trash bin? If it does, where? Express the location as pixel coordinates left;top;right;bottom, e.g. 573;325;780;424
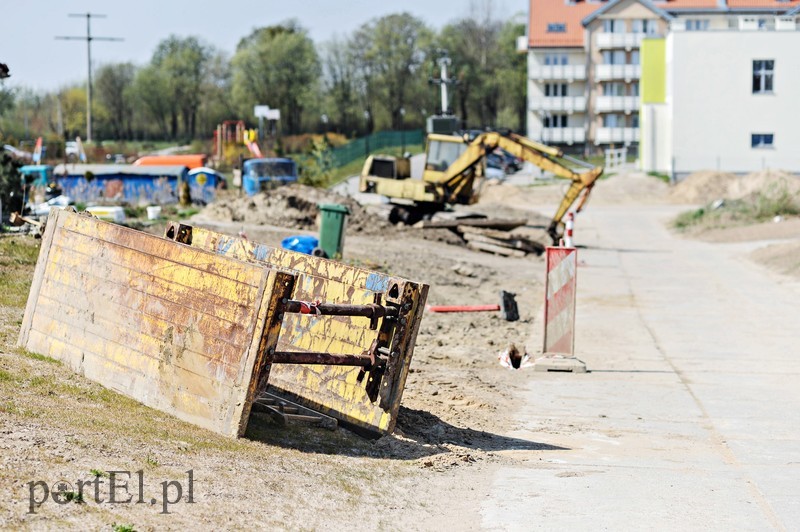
317;203;350;259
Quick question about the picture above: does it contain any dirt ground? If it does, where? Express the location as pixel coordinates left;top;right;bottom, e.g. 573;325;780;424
1;169;798;530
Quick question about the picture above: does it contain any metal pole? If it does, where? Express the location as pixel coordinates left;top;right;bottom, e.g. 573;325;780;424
55;13;122;145
86;14;92;143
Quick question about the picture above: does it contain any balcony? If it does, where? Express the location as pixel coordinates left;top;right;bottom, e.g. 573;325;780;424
595;95;640;114
596;32;646;50
595;127;640;145
595;64;641;81
541;127;585;145
530;64;587;81
529;95;587;114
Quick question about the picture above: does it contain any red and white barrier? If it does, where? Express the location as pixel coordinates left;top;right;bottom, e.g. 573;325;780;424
533;244;585;372
543;246;577;355
564;212;574;248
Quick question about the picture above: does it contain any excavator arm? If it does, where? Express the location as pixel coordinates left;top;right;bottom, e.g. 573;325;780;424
438;131;603;243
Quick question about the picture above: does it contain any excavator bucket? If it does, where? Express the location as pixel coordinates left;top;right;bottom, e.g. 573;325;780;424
18;209;293;438
164;222;429;437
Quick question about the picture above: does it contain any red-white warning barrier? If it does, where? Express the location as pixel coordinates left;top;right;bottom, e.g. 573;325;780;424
543;246;577;355
564;212;574;248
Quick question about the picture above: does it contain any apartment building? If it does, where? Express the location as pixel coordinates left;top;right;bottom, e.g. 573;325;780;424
525;0;800;153
641;17;800;174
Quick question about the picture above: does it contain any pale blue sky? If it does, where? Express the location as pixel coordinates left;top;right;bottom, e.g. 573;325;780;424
1;0;528;92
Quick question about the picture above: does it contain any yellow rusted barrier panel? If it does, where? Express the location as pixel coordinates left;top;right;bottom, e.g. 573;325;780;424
18;209;293;438
167;223;429;436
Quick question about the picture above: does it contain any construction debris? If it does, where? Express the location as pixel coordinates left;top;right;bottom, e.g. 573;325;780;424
165;221;429;436
18;209;428;438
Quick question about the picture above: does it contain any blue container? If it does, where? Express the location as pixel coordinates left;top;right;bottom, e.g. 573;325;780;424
242;158;298;196
281;235;319;255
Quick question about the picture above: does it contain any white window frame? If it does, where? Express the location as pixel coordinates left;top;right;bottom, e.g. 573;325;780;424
752;59;774;94
751;133;774;149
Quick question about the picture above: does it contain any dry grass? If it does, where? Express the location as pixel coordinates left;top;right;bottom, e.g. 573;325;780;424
0;235;428;530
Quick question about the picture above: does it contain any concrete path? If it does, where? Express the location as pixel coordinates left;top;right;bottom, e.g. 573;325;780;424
481;203;800;530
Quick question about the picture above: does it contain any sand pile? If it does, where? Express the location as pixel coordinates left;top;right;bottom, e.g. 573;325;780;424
671;169;800;203
199;184;393;234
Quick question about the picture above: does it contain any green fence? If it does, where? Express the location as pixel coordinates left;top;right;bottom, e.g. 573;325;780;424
330;129;424;168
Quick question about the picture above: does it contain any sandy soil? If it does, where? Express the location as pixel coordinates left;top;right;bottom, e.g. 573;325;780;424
2;169;798;529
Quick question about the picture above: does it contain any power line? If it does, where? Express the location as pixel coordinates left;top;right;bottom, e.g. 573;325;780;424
55;13;123;143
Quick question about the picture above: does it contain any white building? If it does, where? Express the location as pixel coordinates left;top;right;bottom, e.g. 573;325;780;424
669;25;800;174
525;0;800;156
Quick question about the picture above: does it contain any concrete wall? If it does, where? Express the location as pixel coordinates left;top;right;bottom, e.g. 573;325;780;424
670;31;800;174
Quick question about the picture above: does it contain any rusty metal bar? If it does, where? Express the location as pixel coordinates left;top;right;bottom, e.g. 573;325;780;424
283;300;398;319
272;351;376;367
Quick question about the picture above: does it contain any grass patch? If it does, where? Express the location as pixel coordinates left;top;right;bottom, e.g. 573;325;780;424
16;347;59;364
673;182;800;231
0;237;40;309
647;171;670;184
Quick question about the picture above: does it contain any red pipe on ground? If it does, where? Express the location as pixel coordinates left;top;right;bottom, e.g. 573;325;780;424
426;304;500;313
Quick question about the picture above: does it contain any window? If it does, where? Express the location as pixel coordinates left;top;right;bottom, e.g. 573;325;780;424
602;50;626;65
544;115;568;128
632;19;657;34
545;83;568;97
685;19;710;31
603;19;625;33
547;23;566;33
631;50;640;65
603;82;625;96
544;54;568;66
631;82;640;97
752;60;774;93
751;133;774;148
631;113;640;128
603;114;623;128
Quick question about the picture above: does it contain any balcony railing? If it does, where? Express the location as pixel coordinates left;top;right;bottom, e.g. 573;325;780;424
595;127;640;145
595;95;640;114
540;127;585;145
529;64;587;81
596;32;647;50
595;64;641;81
529;95;588;113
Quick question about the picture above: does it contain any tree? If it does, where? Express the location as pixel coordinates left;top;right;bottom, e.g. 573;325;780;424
348;13;431;132
322;37;358;134
496;20;527;132
231;21;321;134
438;2;504;129
151;35;211;139
131;65;171;138
95;63;137;139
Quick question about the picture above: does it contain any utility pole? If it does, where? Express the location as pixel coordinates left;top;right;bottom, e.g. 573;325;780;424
56;13;122;144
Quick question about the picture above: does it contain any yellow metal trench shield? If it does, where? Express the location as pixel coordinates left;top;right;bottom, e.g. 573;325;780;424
165;222;429;436
18;209;293;438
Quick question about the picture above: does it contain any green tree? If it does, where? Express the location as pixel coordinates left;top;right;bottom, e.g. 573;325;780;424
496;20;527;132
131;65;171;139
231;21;321;134
348;13;431;133
438;3;504;129
151;35;211;140
95;62;137;139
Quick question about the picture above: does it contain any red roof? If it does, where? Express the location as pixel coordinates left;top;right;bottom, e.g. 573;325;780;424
529;0;800;48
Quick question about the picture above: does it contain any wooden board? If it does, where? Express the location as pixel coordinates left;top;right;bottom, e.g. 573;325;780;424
18;209;294;438
166;223;429;436
466;241;527;258
416;217;527;231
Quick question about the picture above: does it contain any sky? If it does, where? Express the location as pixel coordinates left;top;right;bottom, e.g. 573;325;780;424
1;0;528;92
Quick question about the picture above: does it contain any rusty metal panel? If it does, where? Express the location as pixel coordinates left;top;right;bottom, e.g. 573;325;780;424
166;223;428;436
18;209;295;438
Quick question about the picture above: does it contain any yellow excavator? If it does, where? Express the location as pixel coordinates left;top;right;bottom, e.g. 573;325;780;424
359;130;604;244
